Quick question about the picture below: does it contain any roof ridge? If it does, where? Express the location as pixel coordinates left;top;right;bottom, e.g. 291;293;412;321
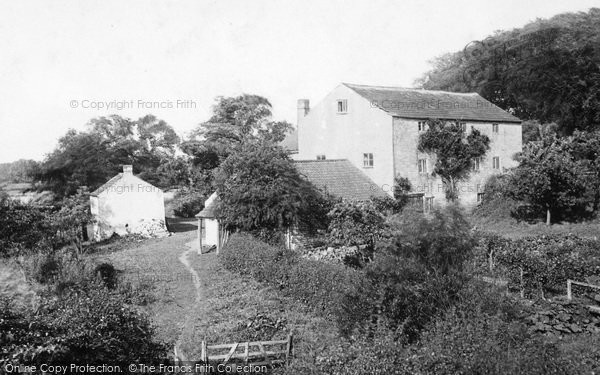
293;159;348;163
343;82;479;96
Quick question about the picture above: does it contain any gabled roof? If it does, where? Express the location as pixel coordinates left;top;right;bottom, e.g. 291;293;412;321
196;191;218;218
90;168;162;197
294;159;388;201
343;83;521;123
90;173;123;197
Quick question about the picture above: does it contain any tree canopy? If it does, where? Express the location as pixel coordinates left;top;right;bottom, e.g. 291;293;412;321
418;8;600;134
36;115;180;198
212;141;325;233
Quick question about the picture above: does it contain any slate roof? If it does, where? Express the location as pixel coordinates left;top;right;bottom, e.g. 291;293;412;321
294;159;388;201
344;83;521;123
90;173;123;197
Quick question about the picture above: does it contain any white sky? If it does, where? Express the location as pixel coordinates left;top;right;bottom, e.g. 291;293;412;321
0;0;598;163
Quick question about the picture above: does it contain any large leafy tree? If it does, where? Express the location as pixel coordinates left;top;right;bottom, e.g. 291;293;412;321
508;135;588;225
37;115;180;198
212;141;325;233
418;8;600;134
418;119;490;201
185;94;293;162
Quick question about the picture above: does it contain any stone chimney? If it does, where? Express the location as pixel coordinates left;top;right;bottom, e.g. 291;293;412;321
123;165;133;175
297;99;310;125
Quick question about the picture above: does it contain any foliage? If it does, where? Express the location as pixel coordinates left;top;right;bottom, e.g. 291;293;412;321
327;200;387;254
189;94;293;159
0;159;40;183
220;234;374;335
48;190;93;255
0;288;168;368
171;189;206;218
479;233;600;297
0;198;54;257
366;206;475;341
393;175;413;207
418;119;490;201
508;134;589;224
213;142;326;233
418;8;600;134
36;115;180;198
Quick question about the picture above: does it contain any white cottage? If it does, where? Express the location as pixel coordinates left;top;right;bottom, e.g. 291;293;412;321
88;165;168;241
195;192;222;254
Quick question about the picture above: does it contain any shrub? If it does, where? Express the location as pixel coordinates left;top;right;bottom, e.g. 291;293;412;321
479;233;600;297
220;234;374;335
0;287;168;368
366;206;476;341
172;189;206;218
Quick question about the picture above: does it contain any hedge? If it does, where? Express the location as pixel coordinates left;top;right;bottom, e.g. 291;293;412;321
220;233;374;334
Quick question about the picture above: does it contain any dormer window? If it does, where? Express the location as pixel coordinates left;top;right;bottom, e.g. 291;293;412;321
337;99;348;114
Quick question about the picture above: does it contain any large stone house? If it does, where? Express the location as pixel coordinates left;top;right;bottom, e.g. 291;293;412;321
292;83;522;208
88;165;168;240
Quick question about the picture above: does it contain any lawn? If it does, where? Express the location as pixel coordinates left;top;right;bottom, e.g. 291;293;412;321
90;218;199;345
177;250;342;373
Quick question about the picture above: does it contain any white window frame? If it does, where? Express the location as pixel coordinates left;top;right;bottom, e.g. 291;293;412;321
363;153;374;168
457;122;467;132
473;156;482;171
493;156;500;170
337;99;348;114
492;123;499;133
418;121;427;132
418;159;427;174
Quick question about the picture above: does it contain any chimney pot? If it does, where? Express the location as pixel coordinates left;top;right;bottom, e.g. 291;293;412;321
123;165;133;175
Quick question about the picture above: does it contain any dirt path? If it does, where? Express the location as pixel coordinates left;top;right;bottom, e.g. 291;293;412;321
98;221;199;345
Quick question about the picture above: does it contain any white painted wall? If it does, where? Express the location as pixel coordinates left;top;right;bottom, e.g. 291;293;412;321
204;218;219;246
90;172;166;240
295;84;395;196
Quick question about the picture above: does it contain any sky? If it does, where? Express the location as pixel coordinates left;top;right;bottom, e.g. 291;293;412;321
0;0;598;163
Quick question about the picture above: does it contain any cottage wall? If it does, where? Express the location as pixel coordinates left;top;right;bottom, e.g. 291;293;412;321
90;173;166;240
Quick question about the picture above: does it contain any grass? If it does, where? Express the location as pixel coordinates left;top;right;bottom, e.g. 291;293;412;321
90;220;198;345
178;251;343;373
470;214;600;239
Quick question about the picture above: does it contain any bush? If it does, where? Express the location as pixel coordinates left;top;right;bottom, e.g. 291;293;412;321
478;233;600;297
220;234;374;335
0;287;168;368
172;189;206;218
366;206;476;341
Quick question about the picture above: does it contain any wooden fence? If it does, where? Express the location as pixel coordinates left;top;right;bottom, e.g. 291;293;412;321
566;279;600;300
174;334;293;368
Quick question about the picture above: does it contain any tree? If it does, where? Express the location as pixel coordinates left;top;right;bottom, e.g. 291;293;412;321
418;8;600;134
508;135;588;225
48;190;94;256
212;141;324;233
418;119;490;201
187;95;293;160
37;115;180;198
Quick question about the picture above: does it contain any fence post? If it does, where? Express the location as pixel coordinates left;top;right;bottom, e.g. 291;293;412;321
201;340;208;363
567;279;572;300
286;333;293;365
520;267;525;298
